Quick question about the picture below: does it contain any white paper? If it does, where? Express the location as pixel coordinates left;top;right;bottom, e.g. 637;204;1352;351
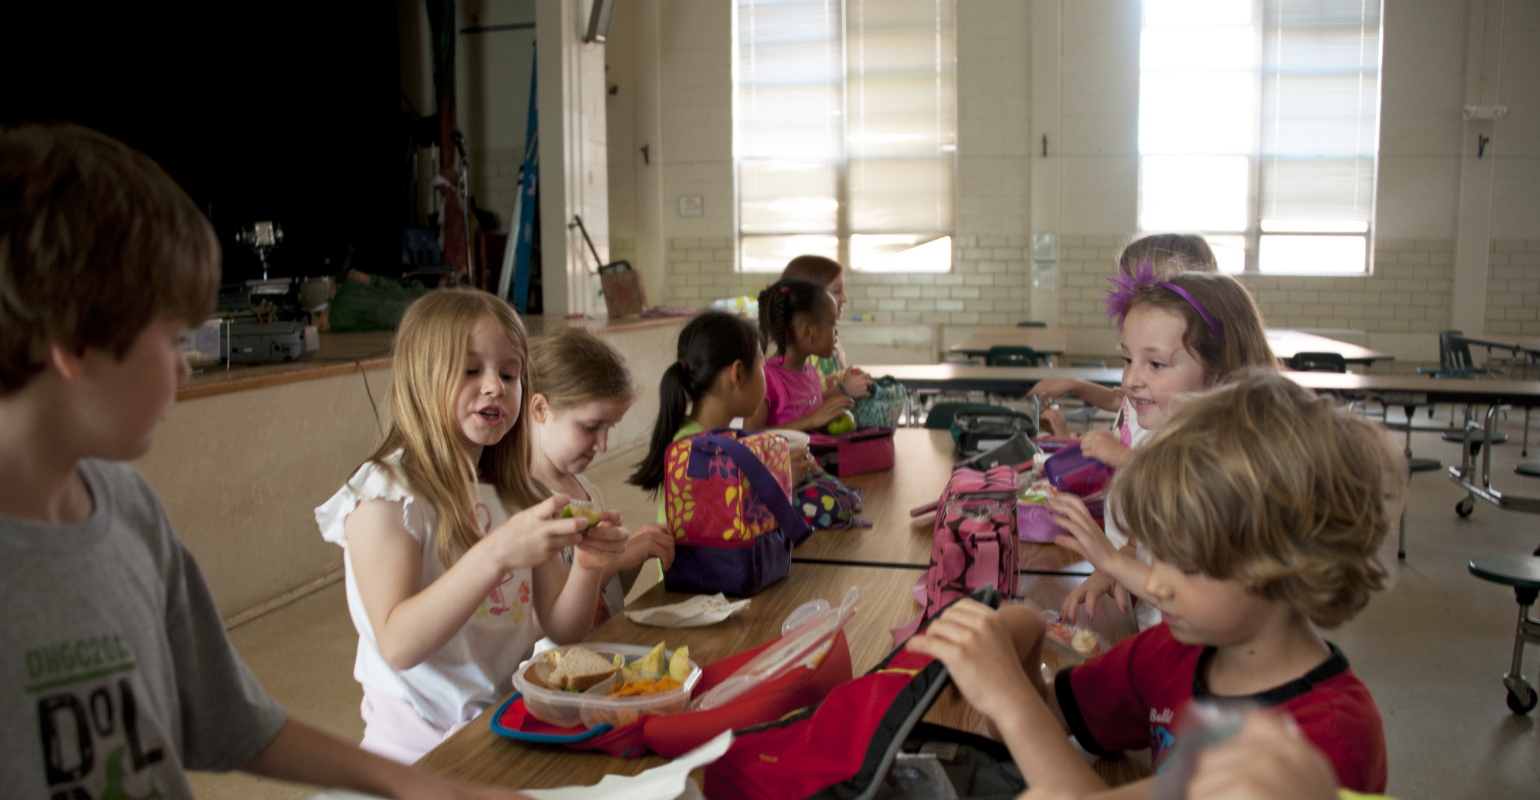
624;593;751;628
523;730;733;800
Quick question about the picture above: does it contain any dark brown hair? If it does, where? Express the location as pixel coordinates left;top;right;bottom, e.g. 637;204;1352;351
782;255;843;287
0;124;220;394
1110;371;1393;628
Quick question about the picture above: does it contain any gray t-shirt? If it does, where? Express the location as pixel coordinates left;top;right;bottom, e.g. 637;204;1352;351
0;459;288;799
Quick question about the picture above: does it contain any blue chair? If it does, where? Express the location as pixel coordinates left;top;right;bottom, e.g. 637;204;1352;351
1468;554;1540;713
1418;330;1496;379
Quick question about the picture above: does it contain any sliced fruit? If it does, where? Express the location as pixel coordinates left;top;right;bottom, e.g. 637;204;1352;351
612;653;626;669
560;505;603;529
668;646;691;682
637;641;667;676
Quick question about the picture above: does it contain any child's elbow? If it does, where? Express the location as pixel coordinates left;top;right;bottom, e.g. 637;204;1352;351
378;639;428;672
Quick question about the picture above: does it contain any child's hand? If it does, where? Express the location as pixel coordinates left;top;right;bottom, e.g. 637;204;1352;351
1026;377;1079;402
572;521;630;573
1059;570;1130;621
1048;494;1118;568
484;494;589;571
808;393;856;427
905;600;1038;719
1038;406;1071;438
842;368;874;399
1078;431;1130;467
618;523;676;571
790;444;817;485
1188;711;1338;800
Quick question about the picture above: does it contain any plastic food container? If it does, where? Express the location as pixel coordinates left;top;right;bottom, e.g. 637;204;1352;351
1040;610;1110;663
512;643;703;729
1042;444;1113;496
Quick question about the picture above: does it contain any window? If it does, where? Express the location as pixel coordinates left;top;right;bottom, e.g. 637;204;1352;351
1138;0;1382;274
735;0;956;273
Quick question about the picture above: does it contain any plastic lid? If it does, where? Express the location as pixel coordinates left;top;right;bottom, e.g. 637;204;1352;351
690;586;859;712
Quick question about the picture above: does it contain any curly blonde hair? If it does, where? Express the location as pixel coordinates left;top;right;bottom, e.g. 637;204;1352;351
1109;371;1396;628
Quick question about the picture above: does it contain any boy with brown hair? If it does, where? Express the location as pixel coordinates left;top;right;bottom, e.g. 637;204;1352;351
909;371;1400;797
0;124;527;799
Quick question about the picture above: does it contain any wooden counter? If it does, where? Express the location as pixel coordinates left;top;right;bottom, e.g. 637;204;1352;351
176;313;693;402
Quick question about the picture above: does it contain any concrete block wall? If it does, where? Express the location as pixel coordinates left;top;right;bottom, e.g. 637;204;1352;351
607;0;1540;363
1485;240;1540;335
654;0;1034;325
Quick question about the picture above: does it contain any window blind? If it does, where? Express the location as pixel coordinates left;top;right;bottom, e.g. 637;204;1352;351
1137;0;1382;274
736;0;955;273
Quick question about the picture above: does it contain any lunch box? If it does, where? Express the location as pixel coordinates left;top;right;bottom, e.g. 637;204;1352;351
512;642;703;729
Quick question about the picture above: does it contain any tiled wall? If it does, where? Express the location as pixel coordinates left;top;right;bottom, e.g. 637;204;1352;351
1485;240;1540;335
666;236;1036;326
1059;236;1456;340
655;0;1033;323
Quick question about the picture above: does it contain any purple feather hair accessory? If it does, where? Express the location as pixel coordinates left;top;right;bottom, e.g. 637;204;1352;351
1102;259;1225;346
1103;259;1159;321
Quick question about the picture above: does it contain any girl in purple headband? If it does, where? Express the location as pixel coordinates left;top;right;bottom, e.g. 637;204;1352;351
1052;263;1277;632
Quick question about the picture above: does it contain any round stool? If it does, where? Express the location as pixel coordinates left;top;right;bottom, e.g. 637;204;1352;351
1467;555;1540;713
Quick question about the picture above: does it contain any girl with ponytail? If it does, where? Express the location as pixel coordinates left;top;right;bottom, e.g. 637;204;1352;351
631;311;808;522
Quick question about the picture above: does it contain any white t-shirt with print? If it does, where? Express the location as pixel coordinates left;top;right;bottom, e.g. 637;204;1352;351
315;452;543;730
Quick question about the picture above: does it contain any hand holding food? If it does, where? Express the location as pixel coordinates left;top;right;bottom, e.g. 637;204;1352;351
824;410;857;435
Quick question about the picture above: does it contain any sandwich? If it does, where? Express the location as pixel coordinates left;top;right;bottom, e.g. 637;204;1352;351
525;646;618;692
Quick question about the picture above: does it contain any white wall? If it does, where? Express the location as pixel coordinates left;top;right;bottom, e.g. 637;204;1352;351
593;0;1540;356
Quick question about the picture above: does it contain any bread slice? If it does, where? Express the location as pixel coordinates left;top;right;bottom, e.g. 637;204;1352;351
542;646;617;692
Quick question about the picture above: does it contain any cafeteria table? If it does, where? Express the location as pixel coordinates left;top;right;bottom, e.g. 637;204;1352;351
1264;329;1394;367
417;562;1137;790
948;326;1070;363
791;429;1091;574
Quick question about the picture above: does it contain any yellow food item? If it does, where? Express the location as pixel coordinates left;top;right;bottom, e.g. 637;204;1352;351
668;646;691;682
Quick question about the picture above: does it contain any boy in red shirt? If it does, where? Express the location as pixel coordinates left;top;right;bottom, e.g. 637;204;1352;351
909;371;1402;797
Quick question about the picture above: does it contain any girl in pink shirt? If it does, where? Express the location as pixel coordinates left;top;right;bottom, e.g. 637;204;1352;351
746;278;854;431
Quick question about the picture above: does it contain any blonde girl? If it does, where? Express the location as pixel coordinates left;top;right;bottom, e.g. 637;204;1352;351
316;289;627;764
1030;233;1220;439
1056;270;1276;629
528;327;674;622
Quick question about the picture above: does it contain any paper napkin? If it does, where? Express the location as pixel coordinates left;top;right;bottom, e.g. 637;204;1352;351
623;593;751;628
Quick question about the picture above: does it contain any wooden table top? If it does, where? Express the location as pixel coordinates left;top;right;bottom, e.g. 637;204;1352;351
874;364;1124;393
793;430;1090;573
949;326;1069;357
1264;329;1393;364
417;563;1137;790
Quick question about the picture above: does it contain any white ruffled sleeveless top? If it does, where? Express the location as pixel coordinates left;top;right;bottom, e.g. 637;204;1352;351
315;451;543;730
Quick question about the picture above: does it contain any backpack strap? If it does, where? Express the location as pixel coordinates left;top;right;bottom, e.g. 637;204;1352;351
696;432;813;545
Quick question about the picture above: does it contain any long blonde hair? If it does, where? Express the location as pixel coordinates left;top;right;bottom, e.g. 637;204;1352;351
364;289;543;566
